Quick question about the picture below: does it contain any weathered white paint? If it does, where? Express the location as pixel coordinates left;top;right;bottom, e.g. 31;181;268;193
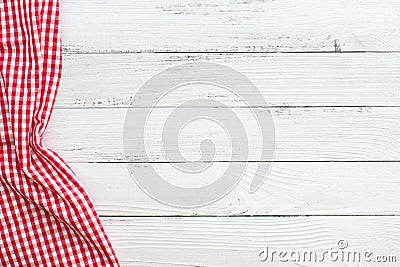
44;107;400;162
58;53;400;108
55;1;400;264
102;216;400;266
73;162;400;216
60;0;400;52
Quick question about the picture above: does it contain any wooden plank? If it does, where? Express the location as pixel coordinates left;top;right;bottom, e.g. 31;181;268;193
102;216;400;266
74;162;400;216
44;107;400;162
60;0;400;53
58;53;400;108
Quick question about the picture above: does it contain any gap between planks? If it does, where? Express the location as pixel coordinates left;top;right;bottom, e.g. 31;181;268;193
99;215;400;218
62;50;400;55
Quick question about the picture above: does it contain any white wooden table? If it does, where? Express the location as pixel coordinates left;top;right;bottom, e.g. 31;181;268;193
46;0;400;265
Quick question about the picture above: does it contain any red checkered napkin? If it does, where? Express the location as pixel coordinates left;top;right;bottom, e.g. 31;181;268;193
1;1;119;266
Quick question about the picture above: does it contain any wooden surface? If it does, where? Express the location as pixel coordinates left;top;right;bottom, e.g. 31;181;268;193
101;217;400;266
59;53;400;108
60;0;400;53
55;1;400;265
45;107;400;162
72;162;400;216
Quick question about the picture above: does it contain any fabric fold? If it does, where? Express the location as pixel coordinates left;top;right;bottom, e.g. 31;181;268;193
0;1;120;266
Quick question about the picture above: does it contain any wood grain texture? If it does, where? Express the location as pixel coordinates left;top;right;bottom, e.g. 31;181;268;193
57;2;400;264
60;0;400;53
44;107;400;162
102;216;400;266
73;162;400;216
58;53;400;108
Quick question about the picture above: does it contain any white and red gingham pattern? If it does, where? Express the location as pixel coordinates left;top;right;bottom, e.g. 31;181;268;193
0;1;120;266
